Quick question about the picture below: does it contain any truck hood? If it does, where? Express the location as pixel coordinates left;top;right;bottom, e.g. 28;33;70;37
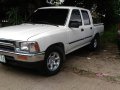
0;23;61;41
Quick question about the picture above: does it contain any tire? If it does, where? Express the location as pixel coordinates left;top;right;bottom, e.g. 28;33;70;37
89;36;100;51
117;40;120;51
42;46;65;76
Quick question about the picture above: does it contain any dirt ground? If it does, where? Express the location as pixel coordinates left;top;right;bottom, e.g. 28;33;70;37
0;44;120;90
65;44;120;83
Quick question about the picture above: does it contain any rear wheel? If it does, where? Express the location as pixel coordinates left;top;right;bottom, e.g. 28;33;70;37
89;36;100;51
43;46;65;76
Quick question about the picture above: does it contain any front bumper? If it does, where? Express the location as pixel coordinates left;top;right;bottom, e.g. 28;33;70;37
0;50;45;62
5;57;43;69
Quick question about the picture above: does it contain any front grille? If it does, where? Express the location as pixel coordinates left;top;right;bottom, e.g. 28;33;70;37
0;40;15;52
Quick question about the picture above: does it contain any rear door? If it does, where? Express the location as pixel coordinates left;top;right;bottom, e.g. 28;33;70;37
81;10;94;44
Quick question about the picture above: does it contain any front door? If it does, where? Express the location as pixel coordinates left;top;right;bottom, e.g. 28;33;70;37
68;9;84;51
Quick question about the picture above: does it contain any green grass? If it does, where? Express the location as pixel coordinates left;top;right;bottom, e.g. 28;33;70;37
101;24;118;45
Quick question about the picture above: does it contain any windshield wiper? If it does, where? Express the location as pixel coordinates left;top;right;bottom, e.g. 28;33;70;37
25;21;59;27
34;21;59;27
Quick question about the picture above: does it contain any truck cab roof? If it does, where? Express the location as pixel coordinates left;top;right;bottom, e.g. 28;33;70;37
38;6;89;11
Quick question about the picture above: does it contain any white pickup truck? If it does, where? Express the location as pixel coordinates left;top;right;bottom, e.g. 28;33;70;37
0;6;104;75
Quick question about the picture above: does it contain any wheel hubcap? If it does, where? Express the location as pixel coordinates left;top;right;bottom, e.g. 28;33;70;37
47;52;60;71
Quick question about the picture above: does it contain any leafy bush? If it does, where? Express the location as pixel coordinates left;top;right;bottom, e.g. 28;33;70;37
101;24;118;44
7;8;23;25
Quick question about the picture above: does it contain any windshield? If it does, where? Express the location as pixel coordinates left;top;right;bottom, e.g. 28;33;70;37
27;9;69;26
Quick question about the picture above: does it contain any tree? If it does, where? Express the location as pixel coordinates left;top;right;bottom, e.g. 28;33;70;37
1;0;120;26
63;0;120;25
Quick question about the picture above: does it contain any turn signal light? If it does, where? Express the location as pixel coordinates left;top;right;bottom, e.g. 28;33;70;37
17;55;28;60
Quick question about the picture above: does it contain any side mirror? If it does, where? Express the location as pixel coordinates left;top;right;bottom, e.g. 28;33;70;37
69;21;81;28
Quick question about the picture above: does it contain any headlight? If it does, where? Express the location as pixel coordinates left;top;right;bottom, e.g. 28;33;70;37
20;42;29;51
16;41;40;53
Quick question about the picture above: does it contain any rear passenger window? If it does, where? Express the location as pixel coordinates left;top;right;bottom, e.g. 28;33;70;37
81;10;91;25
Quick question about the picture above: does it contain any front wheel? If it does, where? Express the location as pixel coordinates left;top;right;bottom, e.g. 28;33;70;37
43;46;65;76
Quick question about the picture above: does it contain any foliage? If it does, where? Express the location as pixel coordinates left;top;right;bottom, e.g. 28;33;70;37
63;0;120;25
101;24;118;44
7;8;23;25
46;0;65;6
1;0;120;25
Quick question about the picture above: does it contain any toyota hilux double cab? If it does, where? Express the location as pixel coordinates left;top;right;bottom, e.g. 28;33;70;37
0;7;104;75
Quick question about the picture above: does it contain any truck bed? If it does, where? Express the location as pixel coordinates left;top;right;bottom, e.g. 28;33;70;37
94;23;104;35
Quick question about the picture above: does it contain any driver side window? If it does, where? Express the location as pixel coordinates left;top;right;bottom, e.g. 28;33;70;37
70;9;82;26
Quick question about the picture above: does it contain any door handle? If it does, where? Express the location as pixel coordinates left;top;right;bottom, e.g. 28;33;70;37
81;29;84;31
90;27;92;29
